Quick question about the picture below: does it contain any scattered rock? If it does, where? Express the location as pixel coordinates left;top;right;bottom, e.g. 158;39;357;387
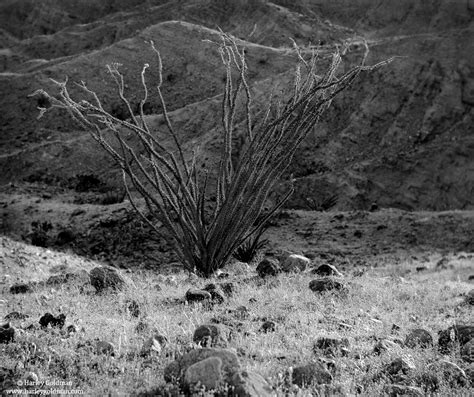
164;348;241;385
96;340;115;356
438;324;474;353
281;254;310;273
125;299;140;318
383;384;423;397
218;282;236;297
4;312;28;321
203;284;226;304
231;306;249;320
184;356;223;391
256;258;280;278
313;337;349;357
39;313;66;328
140;334;168;357
309;278;345;293
381;357;416;383
9;283;32;294
185;289;212;303
465;289;474;305
404;328;433;349
292;362;333;386
427;360;468;387
373;339;403;355
312;264;343;277
260;321;276;333
193;324;227;347
25;372;39;383
0;323;14;343
89;267;125;293
461;339;474;363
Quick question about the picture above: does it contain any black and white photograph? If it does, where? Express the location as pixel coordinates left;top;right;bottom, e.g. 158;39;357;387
1;0;473;395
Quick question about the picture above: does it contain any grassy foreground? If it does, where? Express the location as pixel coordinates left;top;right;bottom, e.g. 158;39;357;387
1;250;473;396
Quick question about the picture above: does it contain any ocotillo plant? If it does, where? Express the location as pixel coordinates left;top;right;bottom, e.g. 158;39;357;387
32;33;390;277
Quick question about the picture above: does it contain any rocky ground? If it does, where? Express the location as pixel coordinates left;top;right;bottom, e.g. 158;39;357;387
1;0;474;395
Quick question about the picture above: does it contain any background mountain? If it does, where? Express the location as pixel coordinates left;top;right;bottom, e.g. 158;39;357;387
1;0;473;211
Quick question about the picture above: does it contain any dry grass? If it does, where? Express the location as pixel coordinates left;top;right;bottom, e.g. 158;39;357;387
1;253;473;396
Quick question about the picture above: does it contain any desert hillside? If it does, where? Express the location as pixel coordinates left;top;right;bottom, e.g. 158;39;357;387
0;0;473;211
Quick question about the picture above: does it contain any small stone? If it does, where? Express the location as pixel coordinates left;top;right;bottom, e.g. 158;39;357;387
313;337;350;357
416;266;427;272
96;340;115;356
260;321;276;333
218;282;236;297
0;323;14;343
309;278;345;293
438;324;474;353
184;356;223;391
66;324;78;334
382;357;416;382
383;384;423;397
312;264;343;277
373;339;402;355
185;289;212;303
135;320;149;334
140;334;168;357
256;258;280;278
203;284;226;304
25;372;38;383
231;306;249;320
292;362;333;386
427;360;468;387
404;328;433;349
193;324;227;347
125;299;140;318
461;339;474;363
9;283;32;294
4;312;28;321
281;254;310;273
39;313;66;329
468;275;474;281
391;323;401;333
465;289;474;305
89;267;125;293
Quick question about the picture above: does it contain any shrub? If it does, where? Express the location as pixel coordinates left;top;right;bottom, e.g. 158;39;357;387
32;34;390;277
233;225;269;263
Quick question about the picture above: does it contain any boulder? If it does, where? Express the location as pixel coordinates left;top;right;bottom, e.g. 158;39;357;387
164;348;240;385
309;278;345;293
9;283;32;294
89;267;125;293
404;328;433;349
311;264;343;277
185;289;212;303
193;324;227;347
184;356;224;391
373;339;403;355
39;313;66;328
381;357;416;383
313;337;350;357
292;362;333;386
256;258;280;278
203;284;226;304
140;334;168;357
383;384;423;397
281;254;310;273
